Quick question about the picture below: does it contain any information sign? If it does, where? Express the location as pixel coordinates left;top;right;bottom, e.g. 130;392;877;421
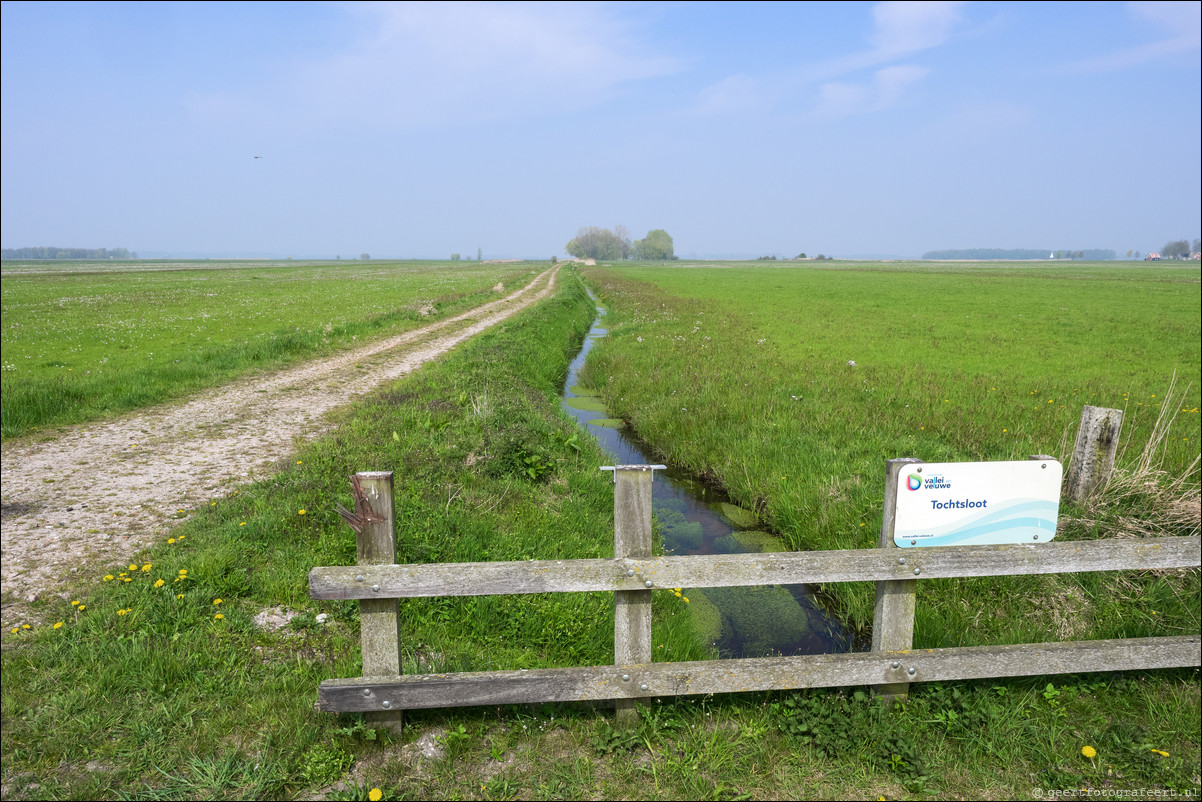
894;460;1062;548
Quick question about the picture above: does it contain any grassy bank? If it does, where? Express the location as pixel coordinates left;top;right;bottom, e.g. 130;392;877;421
0;260;539;438
2;267;1197;801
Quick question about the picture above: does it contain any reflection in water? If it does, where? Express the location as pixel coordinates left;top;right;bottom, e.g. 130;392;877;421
562;302;854;657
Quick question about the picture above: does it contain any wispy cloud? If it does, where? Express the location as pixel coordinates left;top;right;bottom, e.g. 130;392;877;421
1057;0;1200;73
187;2;682;131
816;64;930;119
688;1;963;121
803;1;966;82
871;0;966;57
689;74;765;117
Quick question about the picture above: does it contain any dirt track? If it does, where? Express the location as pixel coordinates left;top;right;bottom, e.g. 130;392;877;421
0;266;558;627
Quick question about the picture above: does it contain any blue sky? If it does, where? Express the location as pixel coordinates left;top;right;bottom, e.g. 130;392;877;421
2;1;1199;259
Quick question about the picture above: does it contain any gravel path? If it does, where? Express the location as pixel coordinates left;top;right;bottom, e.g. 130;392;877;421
0;267;558;627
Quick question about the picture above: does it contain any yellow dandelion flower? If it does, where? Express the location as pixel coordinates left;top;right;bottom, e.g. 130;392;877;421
298;509;306;515
21;624;31;629
9;628;16;634
72;600;81;606
129;564;138;571
297;460;303;465
214;612;224;620
369;789;383;802
213;598;223;605
167;538;175;544
117;609;128;616
1082;745;1097;759
123;577;131;582
178;569;187;575
210;501;216;506
53;621;64;629
240;522;246;526
1151;749;1169;757
141;563;152;572
682;596;690;603
103;575;114;581
77;605;85;611
176;594;184;600
154;579;165;588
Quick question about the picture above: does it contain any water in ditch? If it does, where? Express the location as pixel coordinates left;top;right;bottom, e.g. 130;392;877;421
562;298;855;658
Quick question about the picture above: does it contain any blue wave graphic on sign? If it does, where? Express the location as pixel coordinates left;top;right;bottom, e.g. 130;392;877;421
895;498;1059;548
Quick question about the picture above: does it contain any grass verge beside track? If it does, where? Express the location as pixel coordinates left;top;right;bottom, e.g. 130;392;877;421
0;260;539;438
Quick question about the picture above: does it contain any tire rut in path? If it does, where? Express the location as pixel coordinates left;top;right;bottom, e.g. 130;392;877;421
0;267;559;625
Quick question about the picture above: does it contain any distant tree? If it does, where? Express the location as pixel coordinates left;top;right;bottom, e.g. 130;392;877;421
796;252;807;259
360;253;370;260
1126;249;1133;259
631;229;675;260
1162;239;1190;259
477;247;482;261
565;226;628;260
1193;238;1201;254
336;255;341;260
1134;251;1141;259
451;253;461;261
613;225;632;259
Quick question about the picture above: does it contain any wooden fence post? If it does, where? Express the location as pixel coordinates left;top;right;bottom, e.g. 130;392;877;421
872;457;922;701
340;471;404;734
612;465;654;727
1066;406;1123;504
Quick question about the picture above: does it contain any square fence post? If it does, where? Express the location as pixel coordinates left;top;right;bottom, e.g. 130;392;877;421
611;465;655;727
872;457;922;701
345;471;404;734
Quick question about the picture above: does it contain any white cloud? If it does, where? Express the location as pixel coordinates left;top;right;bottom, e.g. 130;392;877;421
1057;1;1200;73
816;64;929;119
188;2;681;131
871;1;966;57
804;1;966;81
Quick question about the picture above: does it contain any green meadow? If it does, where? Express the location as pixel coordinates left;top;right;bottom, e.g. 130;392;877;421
0;259;538;438
579;261;1200;645
1;264;1197;800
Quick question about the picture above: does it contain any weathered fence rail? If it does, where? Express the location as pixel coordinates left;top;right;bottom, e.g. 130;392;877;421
310;462;1201;730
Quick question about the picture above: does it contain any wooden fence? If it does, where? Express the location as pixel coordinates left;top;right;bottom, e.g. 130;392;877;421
309;461;1201;730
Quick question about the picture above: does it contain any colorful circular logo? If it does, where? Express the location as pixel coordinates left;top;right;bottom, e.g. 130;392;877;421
907;474;922;491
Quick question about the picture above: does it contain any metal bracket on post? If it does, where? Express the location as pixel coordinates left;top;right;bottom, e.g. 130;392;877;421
600;464;667;483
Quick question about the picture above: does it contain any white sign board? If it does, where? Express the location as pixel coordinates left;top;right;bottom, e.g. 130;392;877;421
894;460;1062;548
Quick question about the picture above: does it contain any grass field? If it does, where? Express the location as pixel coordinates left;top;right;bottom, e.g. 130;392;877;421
578;261;1200;648
1;263;1197;800
0;259;538;438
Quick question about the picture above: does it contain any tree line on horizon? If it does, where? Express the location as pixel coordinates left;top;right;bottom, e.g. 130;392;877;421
2;246;138;260
921;248;1117;260
1157;238;1200;259
565;226;676;261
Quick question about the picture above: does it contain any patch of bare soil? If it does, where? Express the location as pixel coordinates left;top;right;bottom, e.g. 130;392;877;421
0;267;558;627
